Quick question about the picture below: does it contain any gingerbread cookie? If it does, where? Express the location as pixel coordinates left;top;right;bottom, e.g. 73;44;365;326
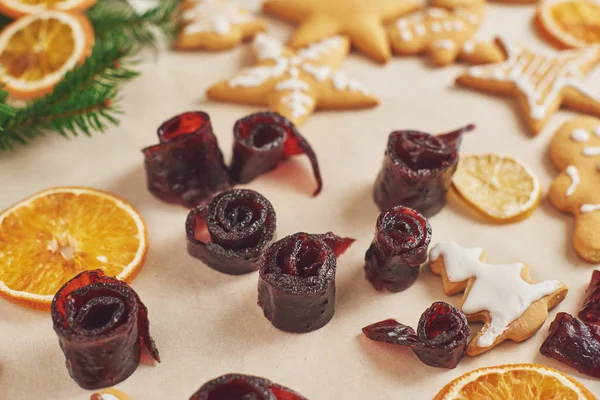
548;117;600;263
175;0;266;51
388;1;503;66
263;0;420;63
207;34;379;126
429;241;568;356
457;37;600;135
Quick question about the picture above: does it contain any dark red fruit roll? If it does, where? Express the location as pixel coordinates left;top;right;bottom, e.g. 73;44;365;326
142;111;231;207
362;302;469;369
230;112;323;196
258;232;355;333
51;270;160;390
186;189;276;275
189;374;307;400
364;206;431;292
539;270;600;378
373;124;474;217
540;313;600;378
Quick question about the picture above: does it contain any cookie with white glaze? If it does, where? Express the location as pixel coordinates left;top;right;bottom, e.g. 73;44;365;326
175;0;266;51
549;117;600;263
207;34;379;126
430;241;568;356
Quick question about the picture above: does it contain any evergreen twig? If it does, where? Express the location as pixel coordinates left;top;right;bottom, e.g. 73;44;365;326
0;0;179;151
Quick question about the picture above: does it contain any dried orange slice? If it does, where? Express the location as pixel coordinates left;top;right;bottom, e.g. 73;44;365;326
434;363;596;400
452;154;541;223
91;388;132;400
0;0;96;19
0;187;148;310
538;0;600;48
0;11;94;100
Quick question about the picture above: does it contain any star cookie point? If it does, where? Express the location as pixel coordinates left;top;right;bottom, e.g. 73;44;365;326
206;34;378;125
263;0;419;63
457;37;600;135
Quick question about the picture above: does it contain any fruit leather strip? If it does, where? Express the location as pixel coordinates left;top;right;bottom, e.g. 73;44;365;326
51;270;159;390
230;112;323;196
362;302;469;369
186;189;276;275
364;206;431;292
142;111;230;207
258;232;354;333
189;373;307;400
540;312;600;378
373;125;473;217
579;269;600;328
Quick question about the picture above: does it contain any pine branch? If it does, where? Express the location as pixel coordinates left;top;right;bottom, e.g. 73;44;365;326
88;0;179;47
0;34;139;151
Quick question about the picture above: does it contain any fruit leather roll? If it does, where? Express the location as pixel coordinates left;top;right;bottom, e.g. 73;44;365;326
230;112;322;196
186;189;276;275
373;125;473;217
51;270;159;389
364;205;431;292
189;373;307;400
258;232;354;333
142;111;230;207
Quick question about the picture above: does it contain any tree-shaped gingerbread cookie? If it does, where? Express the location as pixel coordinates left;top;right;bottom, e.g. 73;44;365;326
430;241;568;356
549;117;600;263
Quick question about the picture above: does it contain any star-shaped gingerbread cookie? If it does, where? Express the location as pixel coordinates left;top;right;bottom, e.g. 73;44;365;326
429;241;568;356
263;0;419;63
206;34;379;125
388;1;500;66
175;0;266;51
457;37;600;135
548;117;600;263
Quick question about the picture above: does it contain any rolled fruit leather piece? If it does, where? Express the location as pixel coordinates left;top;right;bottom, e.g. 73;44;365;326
51;270;160;390
373;124;474;217
258;232;355;333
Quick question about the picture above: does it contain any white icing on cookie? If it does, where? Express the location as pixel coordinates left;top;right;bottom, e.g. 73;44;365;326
463;40;600;121
431;22;442;33
282;91;314;118
414;24;427;36
331;72;368;93
463;40;475;54
296;36;344;60
582;204;600;213
430;242;563;348
565;165;580;196
583;146;600;156
229;59;288;87
595;126;600;137
302;63;331;82
253;33;284;60
182;0;253;35
433;39;456;50
427;8;447;18
571;128;590;142
275;77;310;91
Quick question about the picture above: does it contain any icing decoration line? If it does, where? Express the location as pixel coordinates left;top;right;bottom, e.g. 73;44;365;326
583;146;600;156
581;204;600;213
570;128;590;142
565;165;580;196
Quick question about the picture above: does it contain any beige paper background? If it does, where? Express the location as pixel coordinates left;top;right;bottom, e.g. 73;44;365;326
2;4;600;399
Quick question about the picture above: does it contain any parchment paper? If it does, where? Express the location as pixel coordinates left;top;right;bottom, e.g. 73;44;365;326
2;4;600;399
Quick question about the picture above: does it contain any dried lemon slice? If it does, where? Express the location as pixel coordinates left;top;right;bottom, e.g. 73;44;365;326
0;187;148;310
452;153;541;222
0;11;94;99
434;363;596;400
537;0;600;48
0;0;96;19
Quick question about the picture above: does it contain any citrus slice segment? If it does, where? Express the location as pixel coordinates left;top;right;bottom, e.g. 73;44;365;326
0;0;96;19
0;187;148;310
434;363;596;400
538;0;600;48
0;11;94;100
452;153;541;222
